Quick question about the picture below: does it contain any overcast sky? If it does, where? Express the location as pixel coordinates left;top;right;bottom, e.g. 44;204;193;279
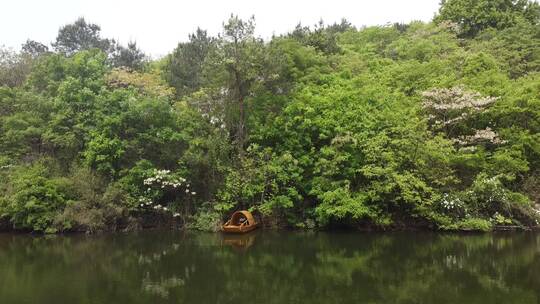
1;0;441;57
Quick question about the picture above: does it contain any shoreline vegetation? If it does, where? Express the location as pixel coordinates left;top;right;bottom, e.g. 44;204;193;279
0;213;538;234
1;0;540;234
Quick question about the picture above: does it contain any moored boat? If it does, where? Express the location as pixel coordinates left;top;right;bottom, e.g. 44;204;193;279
222;210;258;233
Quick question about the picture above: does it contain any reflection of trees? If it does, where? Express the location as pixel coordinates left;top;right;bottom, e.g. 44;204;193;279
0;232;538;303
142;274;185;298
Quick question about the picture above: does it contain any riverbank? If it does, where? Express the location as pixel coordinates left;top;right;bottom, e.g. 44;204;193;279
1;214;538;234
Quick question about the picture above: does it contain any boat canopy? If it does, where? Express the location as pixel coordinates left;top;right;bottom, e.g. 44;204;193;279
229;210;256;226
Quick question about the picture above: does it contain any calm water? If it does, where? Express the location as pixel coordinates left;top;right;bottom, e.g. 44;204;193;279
0;231;539;304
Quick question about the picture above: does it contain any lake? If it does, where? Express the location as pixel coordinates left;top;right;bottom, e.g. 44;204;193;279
0;230;539;304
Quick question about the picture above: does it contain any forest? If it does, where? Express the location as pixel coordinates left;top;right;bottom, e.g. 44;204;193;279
0;0;539;233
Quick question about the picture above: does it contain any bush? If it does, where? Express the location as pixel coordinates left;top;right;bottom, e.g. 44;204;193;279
455;218;493;232
2;161;69;233
54;167;129;233
186;203;222;232
435;173;537;230
462;173;535;223
441;217;493;231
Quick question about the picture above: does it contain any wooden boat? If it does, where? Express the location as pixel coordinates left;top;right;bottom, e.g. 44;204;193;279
222;210;258;233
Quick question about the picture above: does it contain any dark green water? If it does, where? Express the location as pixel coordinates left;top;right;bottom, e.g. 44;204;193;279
0;231;539;304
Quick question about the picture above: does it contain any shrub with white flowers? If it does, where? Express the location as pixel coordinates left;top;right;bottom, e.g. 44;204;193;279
440;174;535;225
137;169;196;217
422;86;505;146
438;193;467;218
467;175;509;208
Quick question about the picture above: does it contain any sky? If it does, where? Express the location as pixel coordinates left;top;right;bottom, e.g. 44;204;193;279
1;0;441;58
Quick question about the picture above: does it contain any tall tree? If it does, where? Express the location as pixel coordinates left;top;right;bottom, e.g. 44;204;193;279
220;15;265;158
435;0;540;37
52;17;114;56
111;41;146;70
0;47;32;87
164;28;214;98
21;40;49;58
289;19;353;54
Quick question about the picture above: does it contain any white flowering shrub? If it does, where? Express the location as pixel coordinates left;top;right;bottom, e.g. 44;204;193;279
138;169;196;217
465;174;510;213
437;173;537;227
460;173;532;223
452;127;506;146
0;164;13;170
422;86;497;128
421;86;504;146
437;193;467;218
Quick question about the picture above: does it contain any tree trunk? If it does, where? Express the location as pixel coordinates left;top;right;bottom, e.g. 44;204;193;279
234;68;245;159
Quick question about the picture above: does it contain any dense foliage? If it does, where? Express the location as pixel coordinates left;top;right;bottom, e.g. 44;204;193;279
1;1;539;232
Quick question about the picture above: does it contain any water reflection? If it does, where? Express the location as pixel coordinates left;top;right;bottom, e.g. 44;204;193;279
0;231;538;304
220;231;257;251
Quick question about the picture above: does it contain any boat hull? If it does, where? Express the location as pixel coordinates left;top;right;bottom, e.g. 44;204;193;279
221;223;258;233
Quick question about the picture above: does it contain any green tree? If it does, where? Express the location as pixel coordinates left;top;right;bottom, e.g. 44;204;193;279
21;39;50;58
214;15;265;158
289;19;353;54
1;160;69;233
435;0;540;37
163;28;214;98
53;17;114;56
0;47;33;87
0;88;51;159
111;41;146;70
